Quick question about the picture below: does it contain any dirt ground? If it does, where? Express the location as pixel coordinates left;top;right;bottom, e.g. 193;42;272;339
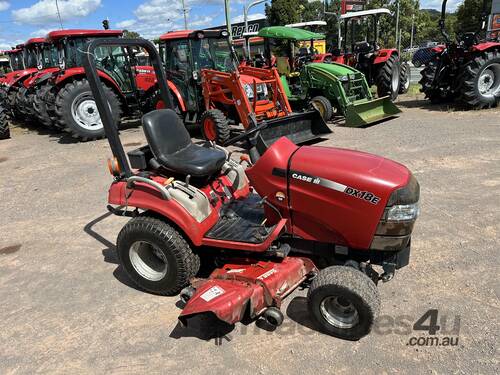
0;96;499;374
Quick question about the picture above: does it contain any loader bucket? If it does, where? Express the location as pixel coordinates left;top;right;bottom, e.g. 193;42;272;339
344;96;402;127
259;110;332;146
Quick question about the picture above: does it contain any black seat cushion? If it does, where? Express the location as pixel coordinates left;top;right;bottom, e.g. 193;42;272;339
142;109;226;177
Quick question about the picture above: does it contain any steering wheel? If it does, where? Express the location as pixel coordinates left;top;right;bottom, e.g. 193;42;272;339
223;121;269;147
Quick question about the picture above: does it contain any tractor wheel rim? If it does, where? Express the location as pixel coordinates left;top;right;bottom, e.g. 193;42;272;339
478;63;500;97
320;295;359;329
312;100;326;118
391;66;400;94
129;240;168;282
203;118;217;141
71;92;102;130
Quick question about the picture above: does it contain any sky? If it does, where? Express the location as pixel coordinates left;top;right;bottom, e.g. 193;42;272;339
0;0;463;50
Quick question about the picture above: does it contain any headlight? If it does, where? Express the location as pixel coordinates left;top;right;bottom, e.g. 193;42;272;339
387;203;420;221
243;83;254;99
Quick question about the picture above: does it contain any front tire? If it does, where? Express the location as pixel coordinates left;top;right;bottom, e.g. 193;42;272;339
55;79;121;141
200;109;230;145
310;95;333;121
376;54;400;101
457;50;500;109
116;216;200;296
419;59;445;103
307;266;380;340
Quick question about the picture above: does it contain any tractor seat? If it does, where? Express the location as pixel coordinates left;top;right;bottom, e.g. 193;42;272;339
142;109;226;177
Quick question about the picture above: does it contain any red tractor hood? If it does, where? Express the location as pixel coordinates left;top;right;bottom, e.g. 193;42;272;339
24;67;60;87
239;73;264;85
246;137;413;248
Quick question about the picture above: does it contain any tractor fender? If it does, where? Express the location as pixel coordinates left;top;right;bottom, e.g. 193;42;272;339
24;67;60;88
472;42;500;52
3;69;37;89
313;53;332;63
373;49;398;65
108;181;218;246
54;67;123;98
167;80;186;112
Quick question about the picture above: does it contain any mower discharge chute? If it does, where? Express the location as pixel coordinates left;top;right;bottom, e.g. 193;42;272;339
83;38;420;341
157;29;330;145
258;26;400;127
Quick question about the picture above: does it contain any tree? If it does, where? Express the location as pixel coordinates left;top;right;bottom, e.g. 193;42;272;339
123;30;141;39
455;0;491;34
265;0;302;26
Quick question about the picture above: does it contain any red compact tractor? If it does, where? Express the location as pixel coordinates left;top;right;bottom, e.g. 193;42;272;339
31;29;157;140
157;29;329;145
322;6;406;100
419;0;500;108
83;38;420;340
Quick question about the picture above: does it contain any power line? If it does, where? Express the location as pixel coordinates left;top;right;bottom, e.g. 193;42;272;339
55;0;64;29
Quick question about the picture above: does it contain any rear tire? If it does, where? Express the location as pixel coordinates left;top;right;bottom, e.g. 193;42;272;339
457;50;500;109
310;95;333;121
116;216;200;296
376;54;400;101
55;79;121;141
200;109;230;145
399;62;411;94
0;105;9;140
307;266;380;340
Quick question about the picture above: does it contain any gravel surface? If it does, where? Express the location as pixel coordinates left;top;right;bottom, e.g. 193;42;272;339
0;96;499;374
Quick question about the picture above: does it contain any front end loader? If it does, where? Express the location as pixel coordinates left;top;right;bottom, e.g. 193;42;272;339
157;29;330;145
258;26;400;127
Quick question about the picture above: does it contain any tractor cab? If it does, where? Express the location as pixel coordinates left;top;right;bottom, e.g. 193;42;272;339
158;29;330;145
4;48;25;72
22;38;46;70
158;29;238;114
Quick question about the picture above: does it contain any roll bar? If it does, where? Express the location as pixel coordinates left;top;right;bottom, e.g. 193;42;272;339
439;0;450;43
82;38;174;178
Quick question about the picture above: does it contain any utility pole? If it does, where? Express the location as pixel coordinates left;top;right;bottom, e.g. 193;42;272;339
224;0;233;41
410;13;415;49
395;0;400;52
181;0;188;29
244;0;267;54
55;0;64;29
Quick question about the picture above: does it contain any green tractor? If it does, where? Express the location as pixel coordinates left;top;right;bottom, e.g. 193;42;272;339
257;26;400;127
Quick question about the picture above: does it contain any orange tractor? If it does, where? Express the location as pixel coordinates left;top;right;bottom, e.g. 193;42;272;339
157;29;330;145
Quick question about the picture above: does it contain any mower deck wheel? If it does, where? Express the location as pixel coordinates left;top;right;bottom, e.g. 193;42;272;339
310;95;333;121
0;105;9;140
307;265;380;340
200;109;230;145
117;215;200;296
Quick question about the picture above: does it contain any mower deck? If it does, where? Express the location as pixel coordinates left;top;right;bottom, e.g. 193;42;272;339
205;194;274;244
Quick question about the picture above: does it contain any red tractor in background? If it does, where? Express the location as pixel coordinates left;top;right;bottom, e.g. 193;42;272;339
157;29;329;145
330;8;406;100
0;39;47;119
419;0;500;108
31;29;157;140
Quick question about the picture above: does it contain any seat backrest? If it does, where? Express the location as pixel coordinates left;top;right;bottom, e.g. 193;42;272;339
142;109;191;158
276;56;291;76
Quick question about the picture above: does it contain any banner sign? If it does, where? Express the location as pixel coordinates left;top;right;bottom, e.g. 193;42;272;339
207;18;267;39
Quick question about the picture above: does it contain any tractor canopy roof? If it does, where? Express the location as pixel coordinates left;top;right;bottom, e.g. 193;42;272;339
159;29;229;41
340;8;391;20
258;26;325;41
25;37;46;46
47;29;123;41
3;48;23;54
285;21;327;28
